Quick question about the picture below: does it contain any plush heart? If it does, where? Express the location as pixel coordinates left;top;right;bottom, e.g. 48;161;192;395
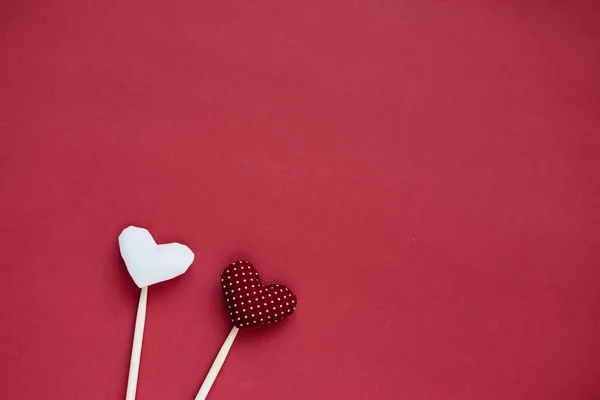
221;261;297;328
118;226;194;288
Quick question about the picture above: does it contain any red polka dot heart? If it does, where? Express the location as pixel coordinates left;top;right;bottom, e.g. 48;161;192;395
221;261;297;327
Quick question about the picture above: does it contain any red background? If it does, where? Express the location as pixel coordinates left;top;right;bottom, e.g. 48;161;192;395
1;1;599;399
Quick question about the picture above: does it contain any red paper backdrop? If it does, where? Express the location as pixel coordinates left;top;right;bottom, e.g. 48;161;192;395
1;1;599;399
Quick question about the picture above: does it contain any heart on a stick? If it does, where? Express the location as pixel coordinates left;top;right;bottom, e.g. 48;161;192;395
221;261;297;327
119;226;194;288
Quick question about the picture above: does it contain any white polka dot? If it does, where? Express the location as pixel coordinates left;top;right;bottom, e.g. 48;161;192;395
264;303;267;306
243;279;246;282
286;302;289;305
252;314;254;317
244;286;247;289
236;281;239;284
241;302;244;305
237;318;240;321
242;309;246;312
288;309;291;312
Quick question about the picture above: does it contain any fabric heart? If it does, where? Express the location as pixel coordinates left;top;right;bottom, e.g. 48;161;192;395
221;261;297;328
119;226;194;288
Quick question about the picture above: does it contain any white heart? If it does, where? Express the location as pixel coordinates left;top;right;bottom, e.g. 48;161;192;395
118;226;194;288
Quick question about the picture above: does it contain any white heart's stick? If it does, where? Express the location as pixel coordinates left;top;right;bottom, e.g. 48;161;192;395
195;326;239;400
126;286;148;400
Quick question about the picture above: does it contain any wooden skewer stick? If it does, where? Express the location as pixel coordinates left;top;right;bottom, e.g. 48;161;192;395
125;286;148;400
195;326;240;400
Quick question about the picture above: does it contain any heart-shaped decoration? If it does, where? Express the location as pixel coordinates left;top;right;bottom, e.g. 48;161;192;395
221;261;297;328
119;226;194;288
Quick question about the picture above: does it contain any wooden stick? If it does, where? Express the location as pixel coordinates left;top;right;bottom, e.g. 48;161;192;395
126;286;148;400
195;326;239;400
